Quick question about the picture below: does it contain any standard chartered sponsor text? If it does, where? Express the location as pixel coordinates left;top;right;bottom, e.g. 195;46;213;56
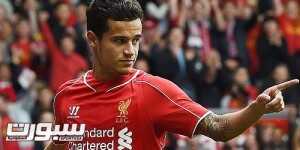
84;127;114;138
69;127;114;150
69;141;113;150
69;127;132;150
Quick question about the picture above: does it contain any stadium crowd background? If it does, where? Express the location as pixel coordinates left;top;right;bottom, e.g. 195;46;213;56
0;0;300;149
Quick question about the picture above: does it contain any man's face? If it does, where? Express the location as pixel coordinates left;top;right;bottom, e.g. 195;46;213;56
223;2;236;20
90;19;142;75
286;1;299;19
17;20;31;38
61;36;75;55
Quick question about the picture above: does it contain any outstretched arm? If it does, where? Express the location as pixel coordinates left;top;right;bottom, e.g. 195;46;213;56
195;79;299;142
38;11;60;57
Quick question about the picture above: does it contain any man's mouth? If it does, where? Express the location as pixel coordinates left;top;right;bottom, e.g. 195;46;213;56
119;60;135;65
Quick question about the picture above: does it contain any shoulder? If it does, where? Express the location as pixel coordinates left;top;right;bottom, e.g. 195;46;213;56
134;72;189;99
53;76;82;106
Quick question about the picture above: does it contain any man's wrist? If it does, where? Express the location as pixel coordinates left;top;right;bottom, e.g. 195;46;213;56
249;101;266;116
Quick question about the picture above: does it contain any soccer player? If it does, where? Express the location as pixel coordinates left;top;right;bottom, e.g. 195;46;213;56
45;0;299;149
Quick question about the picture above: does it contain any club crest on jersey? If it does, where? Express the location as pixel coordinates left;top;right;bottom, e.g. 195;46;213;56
116;99;131;123
67;106;80;119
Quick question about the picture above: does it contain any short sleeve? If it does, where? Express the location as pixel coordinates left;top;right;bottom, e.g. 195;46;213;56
52;80;73;145
141;76;211;137
53;96;64;125
52;78;79;125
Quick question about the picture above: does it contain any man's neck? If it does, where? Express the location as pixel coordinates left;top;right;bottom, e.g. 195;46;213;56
94;70;117;82
92;65;122;82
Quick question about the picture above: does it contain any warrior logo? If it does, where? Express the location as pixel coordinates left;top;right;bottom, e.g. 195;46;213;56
68;106;80;119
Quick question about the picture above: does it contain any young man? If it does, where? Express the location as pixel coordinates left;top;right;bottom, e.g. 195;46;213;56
45;0;299;149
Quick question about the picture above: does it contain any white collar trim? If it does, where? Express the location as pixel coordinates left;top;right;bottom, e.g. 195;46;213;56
83;70;140;93
106;70;140;93
83;70;97;92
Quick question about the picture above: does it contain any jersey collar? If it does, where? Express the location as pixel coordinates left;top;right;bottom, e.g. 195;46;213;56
83;69;141;93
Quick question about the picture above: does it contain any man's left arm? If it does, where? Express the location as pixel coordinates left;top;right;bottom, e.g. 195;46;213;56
195;79;299;142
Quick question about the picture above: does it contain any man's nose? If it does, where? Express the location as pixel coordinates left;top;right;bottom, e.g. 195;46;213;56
124;42;135;57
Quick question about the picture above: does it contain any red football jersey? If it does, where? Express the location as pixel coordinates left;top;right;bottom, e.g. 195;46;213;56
53;69;211;150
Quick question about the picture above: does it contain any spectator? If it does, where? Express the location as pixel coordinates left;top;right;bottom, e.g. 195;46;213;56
293;126;300;150
258;124;275;150
256;16;289;79
74;3;90;60
273;127;288;150
0;94;20;150
221;67;258;109
225;127;258;150
0;92;33;150
11;18;35;67
135;55;150;73
184;0;212;60
195;50;230;107
0;63;16;102
274;0;300;55
151;27;198;98
146;0;169;21
20;0;40;35
211;0;254;68
146;0;173;35
0;1;13;22
50;2;88;59
34;111;54;150
31;85;53;123
39;11;88;92
0;19;13;64
141;19;162;57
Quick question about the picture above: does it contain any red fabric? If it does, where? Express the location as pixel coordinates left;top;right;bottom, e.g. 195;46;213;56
11;40;32;67
67;9;77;27
259;118;289;133
0;81;16;102
246;24;261;75
41;22;88;92
278;14;300;55
199;23;211;60
280;0;300;4
53;70;209;149
244;85;258;101
226;21;238;58
1;115;20;150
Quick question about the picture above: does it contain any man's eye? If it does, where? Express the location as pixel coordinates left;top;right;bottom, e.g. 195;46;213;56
114;39;126;44
132;38;140;45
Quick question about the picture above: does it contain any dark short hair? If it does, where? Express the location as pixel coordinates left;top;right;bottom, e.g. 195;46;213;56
86;0;143;38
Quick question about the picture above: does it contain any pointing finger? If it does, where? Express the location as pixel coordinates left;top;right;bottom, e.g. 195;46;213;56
275;79;299;91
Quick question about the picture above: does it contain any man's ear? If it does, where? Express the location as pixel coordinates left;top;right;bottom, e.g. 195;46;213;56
86;31;98;50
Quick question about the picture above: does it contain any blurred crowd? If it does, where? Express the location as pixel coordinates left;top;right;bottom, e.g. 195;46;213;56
0;0;300;149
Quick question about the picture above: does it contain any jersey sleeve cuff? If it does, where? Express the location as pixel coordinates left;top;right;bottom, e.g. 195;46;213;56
191;111;213;138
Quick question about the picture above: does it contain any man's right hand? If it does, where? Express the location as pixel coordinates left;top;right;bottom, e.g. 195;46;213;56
254;79;299;114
